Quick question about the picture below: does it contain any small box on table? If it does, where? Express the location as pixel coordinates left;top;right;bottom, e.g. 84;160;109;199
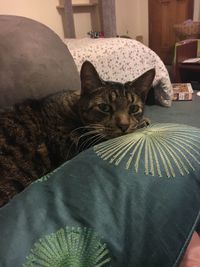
172;83;193;101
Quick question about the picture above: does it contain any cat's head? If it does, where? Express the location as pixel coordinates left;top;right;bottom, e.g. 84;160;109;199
78;61;155;139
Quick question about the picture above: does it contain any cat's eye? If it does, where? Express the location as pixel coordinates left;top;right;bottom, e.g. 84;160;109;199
129;105;139;114
98;103;111;113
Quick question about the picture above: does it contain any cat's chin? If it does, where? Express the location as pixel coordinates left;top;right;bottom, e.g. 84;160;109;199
105;126;144;139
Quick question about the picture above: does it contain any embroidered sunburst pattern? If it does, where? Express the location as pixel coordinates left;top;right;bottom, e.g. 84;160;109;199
23;226;111;267
94;123;200;178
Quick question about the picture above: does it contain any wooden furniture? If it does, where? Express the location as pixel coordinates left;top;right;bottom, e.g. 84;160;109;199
172;39;200;83
149;0;194;65
57;0;116;38
178;64;200;83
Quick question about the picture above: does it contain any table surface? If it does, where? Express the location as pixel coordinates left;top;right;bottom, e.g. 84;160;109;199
145;93;200;128
180;63;200;71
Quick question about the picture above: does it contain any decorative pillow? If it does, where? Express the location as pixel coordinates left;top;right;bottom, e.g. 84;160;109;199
0;15;80;109
0;123;200;267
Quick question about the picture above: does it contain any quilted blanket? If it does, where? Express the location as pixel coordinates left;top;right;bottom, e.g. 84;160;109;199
64;37;173;107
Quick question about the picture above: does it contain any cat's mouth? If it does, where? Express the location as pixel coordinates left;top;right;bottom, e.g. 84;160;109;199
104;127;138;139
104;120;149;139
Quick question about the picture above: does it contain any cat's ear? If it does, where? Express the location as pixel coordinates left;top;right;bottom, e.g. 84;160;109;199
80;61;103;94
128;68;155;103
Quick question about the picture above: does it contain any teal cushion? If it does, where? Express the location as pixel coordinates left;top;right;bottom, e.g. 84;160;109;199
0;123;200;267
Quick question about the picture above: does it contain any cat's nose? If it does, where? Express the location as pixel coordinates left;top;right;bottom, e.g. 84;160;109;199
118;124;129;133
116;113;130;133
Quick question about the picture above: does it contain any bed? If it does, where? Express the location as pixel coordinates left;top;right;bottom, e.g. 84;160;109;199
0;15;200;267
64;37;173;107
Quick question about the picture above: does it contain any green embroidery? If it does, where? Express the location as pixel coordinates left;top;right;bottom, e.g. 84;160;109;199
23;226;111;267
36;161;70;183
94;123;200;178
36;171;55;183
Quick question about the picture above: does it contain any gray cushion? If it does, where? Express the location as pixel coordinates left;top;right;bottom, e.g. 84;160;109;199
0;15;81;108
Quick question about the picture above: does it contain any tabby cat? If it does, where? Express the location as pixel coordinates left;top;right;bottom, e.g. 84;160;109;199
0;61;155;206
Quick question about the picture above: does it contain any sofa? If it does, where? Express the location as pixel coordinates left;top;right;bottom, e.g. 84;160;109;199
0;15;80;109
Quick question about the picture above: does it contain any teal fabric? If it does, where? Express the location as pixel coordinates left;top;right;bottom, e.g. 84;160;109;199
0;123;200;267
145;94;200;127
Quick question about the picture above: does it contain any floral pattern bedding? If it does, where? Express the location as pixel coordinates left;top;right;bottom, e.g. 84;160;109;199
64;37;173;107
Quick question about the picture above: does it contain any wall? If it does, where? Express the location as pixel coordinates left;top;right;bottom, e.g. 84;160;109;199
72;0;92;38
0;0;64;37
194;0;200;20
116;0;148;45
0;0;149;42
0;0;199;44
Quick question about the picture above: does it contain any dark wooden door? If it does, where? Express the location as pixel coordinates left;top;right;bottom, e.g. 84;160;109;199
149;0;194;64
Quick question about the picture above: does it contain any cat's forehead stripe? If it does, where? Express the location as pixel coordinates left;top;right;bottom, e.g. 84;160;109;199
109;91;117;102
126;92;134;103
93;96;105;104
107;89;135;103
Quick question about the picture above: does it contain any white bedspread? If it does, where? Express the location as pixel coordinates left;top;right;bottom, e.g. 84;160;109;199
64;37;173;107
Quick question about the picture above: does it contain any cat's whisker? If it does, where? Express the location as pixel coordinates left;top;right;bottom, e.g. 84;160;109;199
70;124;105;137
70;126;89;136
68;130;102;161
86;134;106;148
70;125;92;133
79;129;102;139
77;132;104;149
65;141;76;161
76;130;102;149
72;124;104;131
74;130;99;150
77;133;106;152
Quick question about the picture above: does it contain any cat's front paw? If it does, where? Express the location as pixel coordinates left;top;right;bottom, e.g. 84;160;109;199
138;117;151;128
